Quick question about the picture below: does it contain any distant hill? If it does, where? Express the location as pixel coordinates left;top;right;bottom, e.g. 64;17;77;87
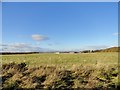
93;47;120;52
1;47;119;55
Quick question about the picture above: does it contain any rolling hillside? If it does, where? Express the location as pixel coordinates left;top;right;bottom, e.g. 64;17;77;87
93;47;120;52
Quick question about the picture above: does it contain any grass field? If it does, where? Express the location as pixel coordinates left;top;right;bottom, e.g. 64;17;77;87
2;52;118;68
1;52;119;89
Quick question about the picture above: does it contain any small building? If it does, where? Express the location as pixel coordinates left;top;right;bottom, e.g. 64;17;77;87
55;52;60;54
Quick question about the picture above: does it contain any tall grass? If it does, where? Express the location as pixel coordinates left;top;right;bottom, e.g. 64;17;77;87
1;52;119;89
1;62;119;89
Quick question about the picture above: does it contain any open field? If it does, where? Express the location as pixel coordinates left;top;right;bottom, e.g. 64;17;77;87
2;52;118;68
1;52;120;89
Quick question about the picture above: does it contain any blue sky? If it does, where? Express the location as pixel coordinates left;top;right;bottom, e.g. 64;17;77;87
2;2;118;52
0;2;2;44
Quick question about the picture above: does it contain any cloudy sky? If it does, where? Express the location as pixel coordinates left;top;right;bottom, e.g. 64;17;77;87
2;2;118;52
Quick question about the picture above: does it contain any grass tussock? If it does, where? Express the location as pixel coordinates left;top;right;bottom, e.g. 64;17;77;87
1;62;120;89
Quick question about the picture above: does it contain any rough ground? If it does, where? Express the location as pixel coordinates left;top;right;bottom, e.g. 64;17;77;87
1;62;120;89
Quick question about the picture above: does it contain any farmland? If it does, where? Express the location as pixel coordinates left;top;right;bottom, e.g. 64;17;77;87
1;52;120;89
2;52;118;68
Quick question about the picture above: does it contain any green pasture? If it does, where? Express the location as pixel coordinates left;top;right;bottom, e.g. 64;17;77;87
2;52;118;68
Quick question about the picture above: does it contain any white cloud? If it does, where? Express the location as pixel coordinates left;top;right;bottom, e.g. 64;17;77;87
48;43;53;46
0;43;86;52
32;34;49;41
82;45;110;50
0;43;51;52
113;32;120;36
11;43;30;48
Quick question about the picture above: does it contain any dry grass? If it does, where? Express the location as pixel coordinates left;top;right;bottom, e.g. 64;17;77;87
1;52;119;89
1;62;119;89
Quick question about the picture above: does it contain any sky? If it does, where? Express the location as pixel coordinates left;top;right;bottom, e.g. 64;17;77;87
1;2;118;52
2;0;120;2
0;2;2;44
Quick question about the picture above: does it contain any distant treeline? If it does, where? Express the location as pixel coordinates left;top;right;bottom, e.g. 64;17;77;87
0;52;40;55
80;47;120;53
1;47;119;55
